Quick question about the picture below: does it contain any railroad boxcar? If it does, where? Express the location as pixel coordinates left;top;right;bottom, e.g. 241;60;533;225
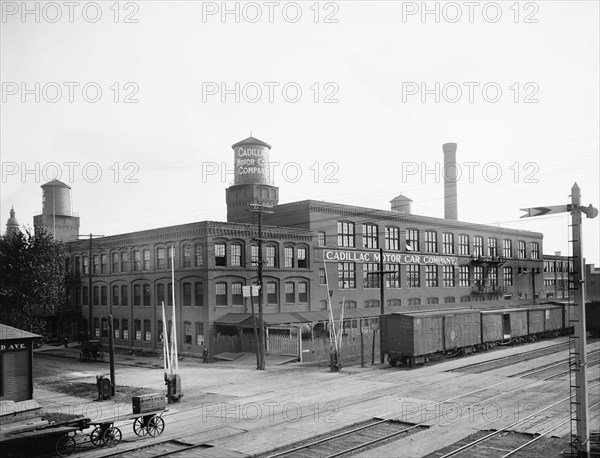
381;309;481;366
586;301;600;337
527;304;565;339
481;308;529;344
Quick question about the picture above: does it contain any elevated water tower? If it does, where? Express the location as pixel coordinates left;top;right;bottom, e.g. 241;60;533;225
33;179;80;242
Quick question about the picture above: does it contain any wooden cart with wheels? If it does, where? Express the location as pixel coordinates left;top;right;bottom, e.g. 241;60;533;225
87;409;166;448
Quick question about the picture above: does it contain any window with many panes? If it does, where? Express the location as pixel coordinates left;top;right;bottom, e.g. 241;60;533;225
487;238;498;257
488;267;498;287
362;223;378;249
266;282;277;304
298;282;308;303
284;247;294;268
184;321;192;345
427;297;439;305
196;322;204;346
251;245;259;267
75;256;81;275
444;296;455;303
531;242;539;260
101;286;107;305
459;266;470;287
120;252;128;272
167;247;173;269
133;285;141;306
195;282;203;306
195;245;203;267
425;265;438;287
133;250;141;271
385;264;401;288
215;243;226;266
385;226;400;250
230;244;242;267
167;283;173;306
442;233;454;254
101;318;108;337
363;263;379;288
473;266;484;286
407;264;420;287
93;255;99;274
143;249;150;270
216;282;227;306
112;253;119;273
458;234;469;255
121;285;128;305
318;232;326;247
338;262;356;288
101;254;107;273
365;299;379;308
406;229;419;252
320;300;327;310
144;319;151;341
232;282;243;305
285;282;295;303
442;266;455;287
93;286;99;305
122;319;128;339
319;268;326;284
407;298;421;305
265;246;276;267
157;248;166;269
517;240;526;259
298;247;307;268
503;267;513;286
337;221;355;247
183;282;192;306
157;284;165;306
183;245;192;268
473;236;484;257
134;319;141;340
424;231;437;253
503;239;512;258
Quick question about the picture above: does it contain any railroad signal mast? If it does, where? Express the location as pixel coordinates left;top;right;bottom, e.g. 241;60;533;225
521;182;597;457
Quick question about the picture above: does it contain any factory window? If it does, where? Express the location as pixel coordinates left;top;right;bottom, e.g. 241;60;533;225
531;242;540;260
517;240;527;259
473;236;484;257
231;244;242;267
442;233;454;255
93;286;99;305
488;267;498;287
157;284;165;306
183;245;192;268
122;319;128;339
265;245;277;267
101;318;108;337
385;226;400;250
337;221;355;248
266;282;278;304
167;283;173;306
503;239;513;258
407;298;421;305
143;284;151;306
216;282;227;306
344;301;357;309
406;229;419;252
93;255;99;274
143;249;150;270
112;253;118;273
75;256;81;275
251;245;259;267
385;264;401;288
157;248;166;269
284;246;294;268
285;282;295;303
101;286;107;305
195;244;203;267
364;263;380;288
444;296;455;303
184;321;192;345
121;285;128;306
298;247;308;268
298;282;308;303
232;282;243;305
319;268;326;285
458;234;469;256
426;297;439;305
94;318;100;337
133;284;141;306
365;299;379;308
320;300;327;310
425;265;438;287
134;320;141;340
144;319;151;341
183;282;192;306
215;243;226;266
318;231;326;247
157;320;163;343
424;231;438;253
82;256;89;275
362;223;378;249
458;266;470;287
113;318;119;339
167;247;174;269
195;282;204;306
338;262;356;289
460;296;471;303
82;286;88;306
387;298;401;307
101;254;108;273
443;266;455;287
121;252;129;272
133;250;141;271
503;267;513;287
196;322;204;346
487;238;498;257
473;266;484;287
407;264;420;288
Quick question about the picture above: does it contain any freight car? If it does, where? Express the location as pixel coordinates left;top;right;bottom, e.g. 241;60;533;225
381;304;569;367
586;301;600;337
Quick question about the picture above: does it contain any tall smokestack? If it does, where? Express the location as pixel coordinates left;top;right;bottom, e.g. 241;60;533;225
443;142;458;220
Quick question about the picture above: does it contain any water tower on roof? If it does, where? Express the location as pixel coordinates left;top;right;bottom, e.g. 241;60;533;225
226;136;279;223
33;179;80;242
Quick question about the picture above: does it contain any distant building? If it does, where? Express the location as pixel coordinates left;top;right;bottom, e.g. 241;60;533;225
542;252;572;301
5;207;20;235
586;263;600;302
33;179;80;242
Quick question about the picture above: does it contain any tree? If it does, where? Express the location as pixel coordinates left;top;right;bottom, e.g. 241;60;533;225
0;227;67;334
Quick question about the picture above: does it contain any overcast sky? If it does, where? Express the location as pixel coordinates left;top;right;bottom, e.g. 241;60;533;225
1;1;598;265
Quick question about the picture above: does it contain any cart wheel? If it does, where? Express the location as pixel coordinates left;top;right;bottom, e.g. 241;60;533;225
56;434;76;456
133;417;148;436
90;426;103;446
103;426;122;447
146;415;165;436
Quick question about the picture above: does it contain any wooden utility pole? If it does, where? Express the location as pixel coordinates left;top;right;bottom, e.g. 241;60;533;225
249;203;274;370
